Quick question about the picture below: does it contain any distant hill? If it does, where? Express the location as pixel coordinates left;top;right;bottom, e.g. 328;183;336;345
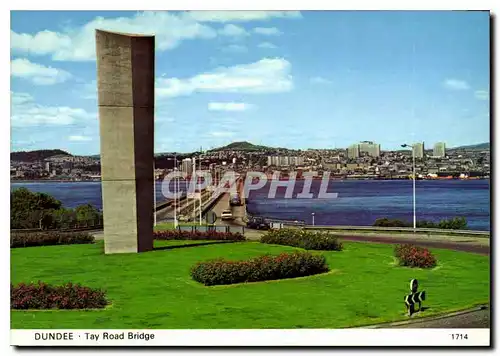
11;149;72;162
211;141;278;152
452;142;489;150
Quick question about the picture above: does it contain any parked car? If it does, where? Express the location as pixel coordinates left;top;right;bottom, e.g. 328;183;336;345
221;209;234;220
246;217;270;230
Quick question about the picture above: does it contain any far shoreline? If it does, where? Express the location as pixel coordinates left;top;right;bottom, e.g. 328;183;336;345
11;177;489;184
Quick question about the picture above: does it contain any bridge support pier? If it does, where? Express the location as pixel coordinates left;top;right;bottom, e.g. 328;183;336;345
96;30;155;254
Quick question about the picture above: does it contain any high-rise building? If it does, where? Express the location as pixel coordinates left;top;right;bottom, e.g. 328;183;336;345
413;142;425;158
45;162;50;172
268;155;304;167
358;141;381;157
181;158;193;175
347;144;360;159
267;156;281;166
279;156;290;166
433;142;446;158
289;156;304;166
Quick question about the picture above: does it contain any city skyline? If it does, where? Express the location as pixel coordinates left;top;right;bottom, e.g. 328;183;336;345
9;138;488;156
11;10;490;155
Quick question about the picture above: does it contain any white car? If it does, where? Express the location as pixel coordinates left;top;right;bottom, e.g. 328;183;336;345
221;209;233;220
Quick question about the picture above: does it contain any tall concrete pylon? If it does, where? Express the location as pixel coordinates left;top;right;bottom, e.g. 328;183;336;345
95;30;155;254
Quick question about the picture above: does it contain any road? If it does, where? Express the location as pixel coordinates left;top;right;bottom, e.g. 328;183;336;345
210;193;246;226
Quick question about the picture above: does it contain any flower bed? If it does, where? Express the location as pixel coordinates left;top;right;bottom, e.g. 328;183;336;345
191;251;330;286
11;231;94;248
154;230;245;241
394;244;437;268
260;229;343;251
11;282;108;310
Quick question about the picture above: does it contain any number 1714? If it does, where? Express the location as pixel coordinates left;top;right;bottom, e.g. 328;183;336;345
451;334;468;340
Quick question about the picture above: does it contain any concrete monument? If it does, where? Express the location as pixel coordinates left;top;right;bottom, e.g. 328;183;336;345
96;29;155;254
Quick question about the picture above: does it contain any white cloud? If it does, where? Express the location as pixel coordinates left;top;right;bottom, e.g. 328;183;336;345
11;11;301;62
11;91;33;105
184;11;302;22
68;135;92;141
11;11;217;61
11;91;94;127
222;44;248;53
11;58;72;85
475;90;489;100
310;76;333;85
208;102;254;112
443;79;470;90
253;27;283;36
218;24;248;37
258;42;277;49
156;57;293;97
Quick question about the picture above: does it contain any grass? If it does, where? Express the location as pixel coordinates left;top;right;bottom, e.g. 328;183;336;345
10;240;489;329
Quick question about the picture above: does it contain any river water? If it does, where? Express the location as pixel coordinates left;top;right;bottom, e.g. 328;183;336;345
10;179;490;231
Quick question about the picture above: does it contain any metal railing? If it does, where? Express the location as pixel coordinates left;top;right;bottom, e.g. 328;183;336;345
11;219;104;233
246;213;305;227
176;225;245;235
303;225;490;236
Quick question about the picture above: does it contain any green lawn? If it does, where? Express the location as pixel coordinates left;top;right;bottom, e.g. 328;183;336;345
11;240;489;329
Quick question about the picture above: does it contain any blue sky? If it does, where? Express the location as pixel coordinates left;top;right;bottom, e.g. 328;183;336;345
10;10;490;155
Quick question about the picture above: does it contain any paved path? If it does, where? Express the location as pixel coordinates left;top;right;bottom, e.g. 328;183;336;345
241;229;490;255
335;235;489;255
393;308;490;328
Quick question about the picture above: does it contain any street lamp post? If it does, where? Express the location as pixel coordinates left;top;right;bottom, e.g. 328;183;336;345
311;212;315;227
199;151;202;226
401;143;416;231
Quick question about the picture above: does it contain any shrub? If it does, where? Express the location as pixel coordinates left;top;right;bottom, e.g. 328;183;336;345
154;230;245;241
437;217;468;230
373;218;411;227
374;217;468;230
394;244;437;268
11;282;108;310
260;229;343;251
11;231;95;248
191;251;329;286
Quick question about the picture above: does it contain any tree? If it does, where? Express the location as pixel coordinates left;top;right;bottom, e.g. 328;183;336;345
51;208;78;229
11;188;62;229
75;204;102;225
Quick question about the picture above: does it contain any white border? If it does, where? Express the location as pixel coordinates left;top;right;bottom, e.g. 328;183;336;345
4;0;499;10
9;329;491;347
3;0;497;353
